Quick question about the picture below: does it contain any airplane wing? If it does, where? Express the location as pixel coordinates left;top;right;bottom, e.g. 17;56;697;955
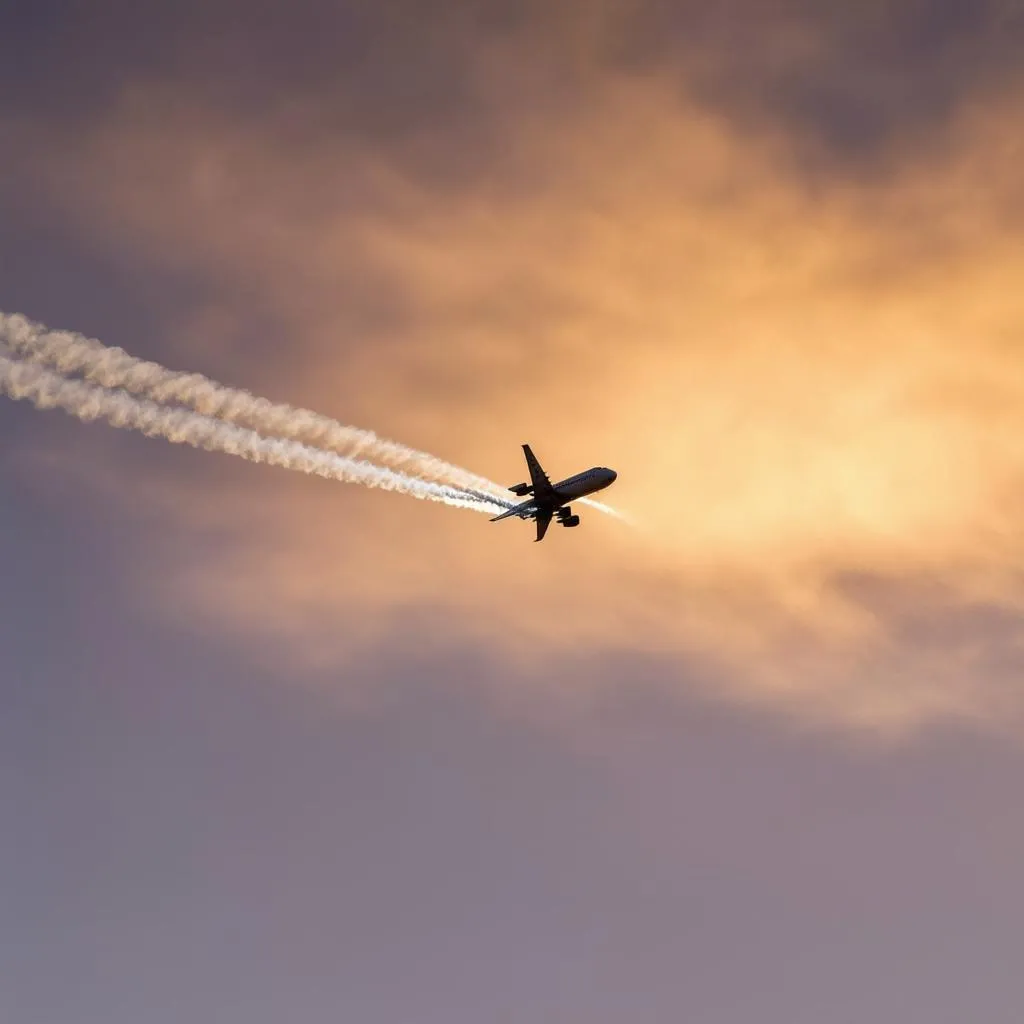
534;508;553;542
490;504;529;522
489;499;551;540
522;444;554;499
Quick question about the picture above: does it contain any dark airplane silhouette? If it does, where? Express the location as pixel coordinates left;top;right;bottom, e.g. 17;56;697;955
490;444;617;541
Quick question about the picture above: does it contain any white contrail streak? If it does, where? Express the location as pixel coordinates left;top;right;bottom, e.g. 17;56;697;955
0;311;628;523
578;496;630;522
0;311;511;500
0;355;505;514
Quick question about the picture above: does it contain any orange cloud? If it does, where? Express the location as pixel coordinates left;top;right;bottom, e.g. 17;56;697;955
17;50;1024;734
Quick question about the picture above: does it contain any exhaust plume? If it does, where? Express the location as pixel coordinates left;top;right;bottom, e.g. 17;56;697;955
0;311;628;523
0;354;505;514
1;312;509;499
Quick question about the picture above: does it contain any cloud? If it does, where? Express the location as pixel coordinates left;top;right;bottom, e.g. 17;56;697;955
8;10;1024;734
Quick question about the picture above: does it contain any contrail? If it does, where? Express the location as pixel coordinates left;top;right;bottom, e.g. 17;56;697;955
0;312;511;501
0;354;505;514
578;496;629;521
0;311;629;523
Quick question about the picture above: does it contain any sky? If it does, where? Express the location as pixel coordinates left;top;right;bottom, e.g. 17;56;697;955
3;1;1024;1020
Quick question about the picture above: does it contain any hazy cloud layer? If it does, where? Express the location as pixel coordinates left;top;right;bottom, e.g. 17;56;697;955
6;2;1024;733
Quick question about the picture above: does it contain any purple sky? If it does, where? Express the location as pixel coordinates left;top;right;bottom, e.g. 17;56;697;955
4;2;1024;1021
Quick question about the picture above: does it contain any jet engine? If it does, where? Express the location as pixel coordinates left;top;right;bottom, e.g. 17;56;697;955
561;515;581;528
508;482;533;496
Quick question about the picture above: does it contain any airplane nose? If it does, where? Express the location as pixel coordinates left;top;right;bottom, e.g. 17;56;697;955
607;469;618;482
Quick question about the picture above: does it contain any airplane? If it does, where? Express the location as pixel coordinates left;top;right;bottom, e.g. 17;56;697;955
490;444;617;542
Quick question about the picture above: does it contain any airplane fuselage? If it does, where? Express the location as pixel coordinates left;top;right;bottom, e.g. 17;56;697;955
509;466;616;517
550;467;617;503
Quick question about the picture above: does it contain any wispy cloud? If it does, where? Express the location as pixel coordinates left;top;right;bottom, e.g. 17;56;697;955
8;8;1024;734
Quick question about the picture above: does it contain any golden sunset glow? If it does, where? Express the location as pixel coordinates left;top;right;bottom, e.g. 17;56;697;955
6;18;1023;734
11;7;1024;1022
